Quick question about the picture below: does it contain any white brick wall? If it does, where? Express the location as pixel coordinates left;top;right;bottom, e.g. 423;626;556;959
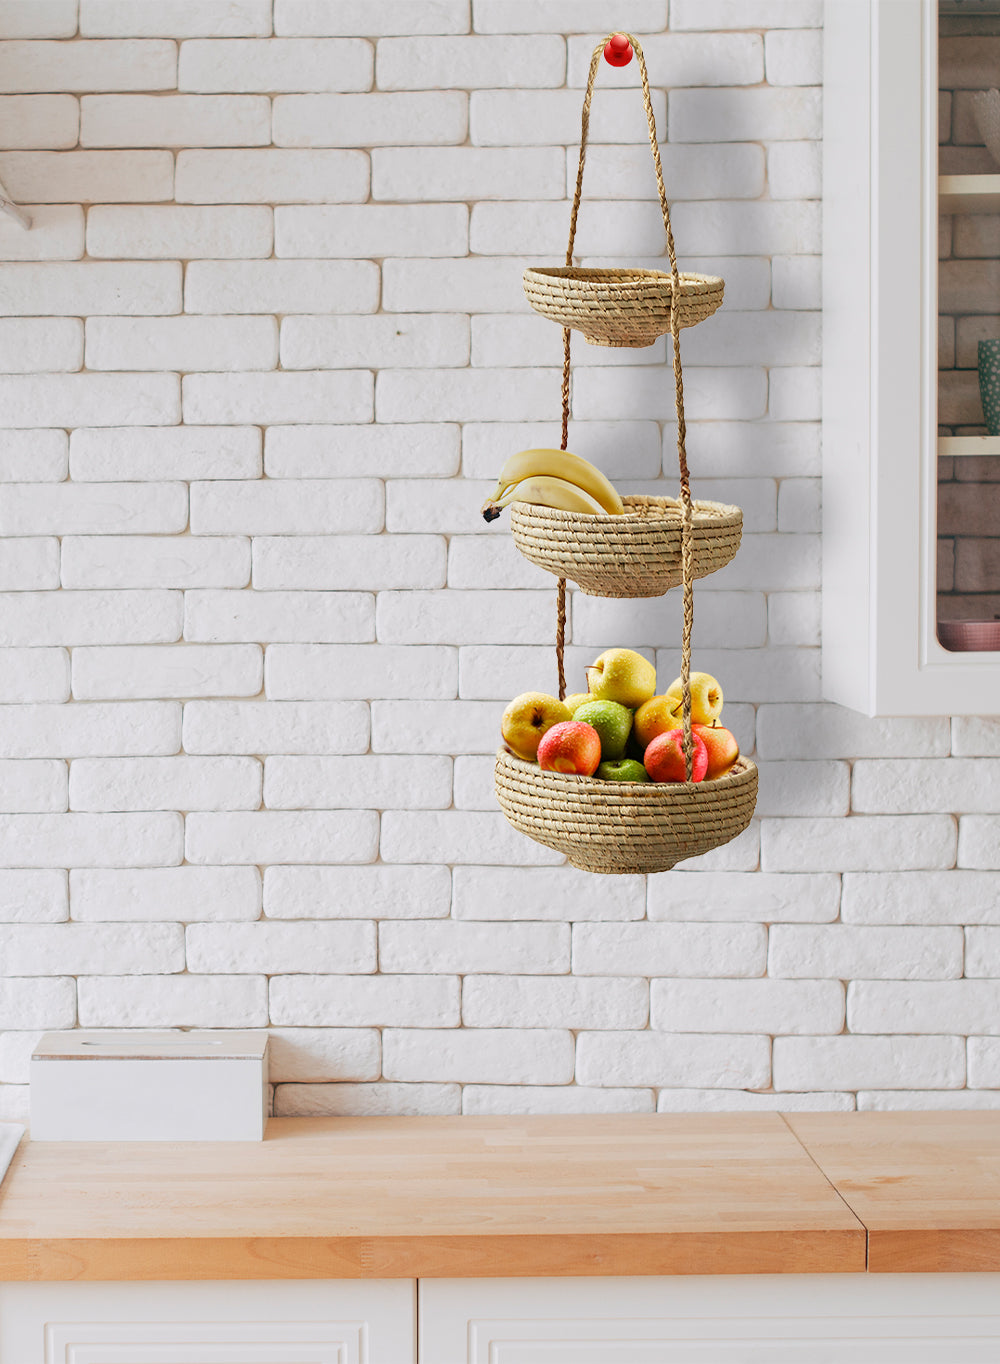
0;3;994;1119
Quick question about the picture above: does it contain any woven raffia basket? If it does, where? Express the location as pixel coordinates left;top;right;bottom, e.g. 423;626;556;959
523;266;723;348
495;750;758;875
510;495;742;598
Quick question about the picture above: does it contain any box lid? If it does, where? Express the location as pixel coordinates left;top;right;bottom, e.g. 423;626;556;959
32;1030;269;1062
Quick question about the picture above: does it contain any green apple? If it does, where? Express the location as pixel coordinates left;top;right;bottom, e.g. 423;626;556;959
596;758;649;782
573;699;632;760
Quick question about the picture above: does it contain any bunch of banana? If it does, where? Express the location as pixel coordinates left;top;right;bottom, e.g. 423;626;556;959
481;448;624;523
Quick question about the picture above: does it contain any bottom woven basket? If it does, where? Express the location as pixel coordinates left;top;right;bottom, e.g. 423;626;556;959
495;749;758;875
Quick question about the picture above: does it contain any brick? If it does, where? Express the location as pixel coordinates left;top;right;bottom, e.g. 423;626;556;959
194;481;382;539
184;588;372;645
772;256;821;310
381;921;568;975
671;201;820;257
0;318;81;374
81;93;270;147
452;865;644;921
264;756;452;810
0;870;66;924
652;979;844;1035
186;260;378;316
753;761;849;818
86;316;277;373
276;1;469;34
78;974;267;1028
377;35;563;89
275;204;466;258
254;536;445;592
264;864;451;920
0;431;67;483
572;591;766;651
265;644;457;701
470;202;670;260
0;262;181;318
572;366;768;422
757;704;950;760
479;0;663;32
383;259;533;315
70;427;261;482
773;1036;965;1092
380;810;563;866
0;978;75;1030
849;980;1000;1036
669;0;821;27
466;1085;654;1115
647;871;840;923
673;822;761;874
470;88;665;147
457;644;599;702
682;311;820;368
762;815;957;873
0;812;181;868
186;810;379;865
379;368;559;425
858;1092;1000;1112
567;144;766;203
371;699;498;755
62;536;249;590
180;37;372;92
275;1081;459;1117
0;538;59;590
0;2;77;38
667;421;820;479
0;760;65;813
0;205;81;261
656;1090;854;1114
941;36;1000;88
653;646;819;705
0;1031;45;1085
0;374;179;428
853;759;1000;814
0;643;65;699
265;424;460;479
80;1;272;37
574;923;765;978
383;480;512;537
672;89;820;144
576;1032;770;1089
469;313;660;371
447;537;554;591
70;866;261;923
461;421;660;482
959;816;1000;869
184;372;374;426
0;589;181;647
280;315;468;370
270;974;459;1027
954;718;1000;757
969;1038;1000;1088
0;151;174;202
0;95;77;149
0;38;176;90
68;646;234;722
376;589;552;646
966;928;1000;977
777;478;821;534
372;147;562;201
176;149;369;203
770;925;963;981
383;1028;573;1085
765;30;822;86
274;91;466;146
266;1028;380;1083
87;205;272;259
188;920;374;974
954;215;1000;259
69;755;261;812
183;701;369;755
0;922;183;975
568;30;761;86
464;976;647;1030
0;701;179;758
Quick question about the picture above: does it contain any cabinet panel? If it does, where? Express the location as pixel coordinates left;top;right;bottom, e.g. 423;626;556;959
0;1280;415;1364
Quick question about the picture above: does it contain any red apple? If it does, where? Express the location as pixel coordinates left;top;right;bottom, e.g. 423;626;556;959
537;721;602;776
693;723;740;780
643;728;708;783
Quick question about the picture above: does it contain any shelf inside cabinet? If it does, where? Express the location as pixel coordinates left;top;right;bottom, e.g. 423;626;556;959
939;174;1000;212
938;435;1000;456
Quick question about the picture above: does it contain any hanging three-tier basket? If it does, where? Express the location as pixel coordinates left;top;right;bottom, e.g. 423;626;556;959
493;33;758;875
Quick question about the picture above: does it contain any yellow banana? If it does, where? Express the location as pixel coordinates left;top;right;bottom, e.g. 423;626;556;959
482;448;625;516
482;474;607;522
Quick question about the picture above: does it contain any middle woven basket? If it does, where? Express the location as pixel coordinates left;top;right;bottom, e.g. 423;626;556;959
509;494;742;598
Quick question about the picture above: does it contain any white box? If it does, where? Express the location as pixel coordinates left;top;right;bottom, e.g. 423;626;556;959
30;1031;269;1141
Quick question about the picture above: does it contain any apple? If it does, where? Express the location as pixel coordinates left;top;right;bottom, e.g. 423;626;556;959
586;648;656;709
501;691;571;762
597;758;649;782
693;722;739;780
633;693;683;751
572;698;632;760
563;692;591;715
643;728;708;783
537;720;602;775
664;671;723;726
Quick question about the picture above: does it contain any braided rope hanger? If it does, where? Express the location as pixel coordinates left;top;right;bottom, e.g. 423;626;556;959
554;33;696;780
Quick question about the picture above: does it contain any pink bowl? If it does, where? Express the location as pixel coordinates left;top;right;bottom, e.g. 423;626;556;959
938;620;1000;652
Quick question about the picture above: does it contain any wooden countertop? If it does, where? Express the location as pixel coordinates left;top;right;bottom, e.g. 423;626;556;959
0;1112;996;1281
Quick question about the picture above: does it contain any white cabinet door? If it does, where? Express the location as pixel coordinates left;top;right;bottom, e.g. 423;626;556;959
420;1274;1000;1364
0;1279;415;1364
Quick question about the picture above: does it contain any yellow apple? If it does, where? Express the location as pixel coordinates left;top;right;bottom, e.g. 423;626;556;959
501;692;572;762
633;693;683;750
585;648;656;710
664;671;723;725
563;692;591;715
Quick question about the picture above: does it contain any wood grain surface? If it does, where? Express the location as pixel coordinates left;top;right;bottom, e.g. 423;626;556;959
0;1114;865;1281
786;1111;1000;1273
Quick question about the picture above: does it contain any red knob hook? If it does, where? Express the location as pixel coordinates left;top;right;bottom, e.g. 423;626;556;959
604;32;633;67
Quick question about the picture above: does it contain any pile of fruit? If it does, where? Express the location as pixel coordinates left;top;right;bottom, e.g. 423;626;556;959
500;648;739;784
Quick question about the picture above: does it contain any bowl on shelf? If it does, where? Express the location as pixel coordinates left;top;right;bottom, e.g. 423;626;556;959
522;267;724;348
938;619;1000;652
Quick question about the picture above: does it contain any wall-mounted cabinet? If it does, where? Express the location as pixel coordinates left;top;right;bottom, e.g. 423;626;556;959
823;0;1000;714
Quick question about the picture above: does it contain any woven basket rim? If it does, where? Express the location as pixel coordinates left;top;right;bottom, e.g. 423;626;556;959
510;494;742;527
496;748;757;795
524;266;723;289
